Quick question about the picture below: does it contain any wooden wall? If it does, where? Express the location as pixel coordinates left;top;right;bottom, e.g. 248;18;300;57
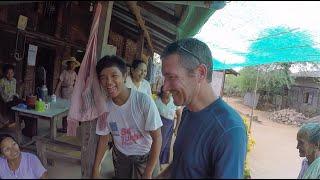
0;2;91;97
108;30;151;65
0;1;153;98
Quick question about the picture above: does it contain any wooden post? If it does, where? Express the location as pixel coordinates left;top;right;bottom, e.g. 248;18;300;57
220;70;226;97
15;112;22;145
80;1;113;178
136;29;144;60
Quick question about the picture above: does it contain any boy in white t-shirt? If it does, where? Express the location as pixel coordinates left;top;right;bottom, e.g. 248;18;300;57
92;55;163;179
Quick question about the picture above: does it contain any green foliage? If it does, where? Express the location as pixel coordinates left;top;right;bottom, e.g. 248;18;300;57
242;116;255;179
225;63;295;96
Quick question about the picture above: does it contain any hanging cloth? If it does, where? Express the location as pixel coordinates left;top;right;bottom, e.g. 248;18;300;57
67;2;108;136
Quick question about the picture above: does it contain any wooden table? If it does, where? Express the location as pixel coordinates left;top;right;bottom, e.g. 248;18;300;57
11;98;70;145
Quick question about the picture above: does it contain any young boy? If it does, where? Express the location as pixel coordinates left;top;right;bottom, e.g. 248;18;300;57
92;55;162;179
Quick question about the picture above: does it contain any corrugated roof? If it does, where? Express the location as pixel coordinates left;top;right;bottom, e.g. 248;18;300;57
291;71;320;78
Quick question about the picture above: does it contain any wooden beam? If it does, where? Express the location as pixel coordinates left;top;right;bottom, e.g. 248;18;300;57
125;1;154;53
115;2;177;35
145;25;174;44
140;7;177;33
0;22;86;50
0;1;39;5
151;33;171;47
137;1;179;25
110;16;139;41
111;15;139;33
147;1;176;15
151;1;216;9
113;3;176;46
144;20;176;41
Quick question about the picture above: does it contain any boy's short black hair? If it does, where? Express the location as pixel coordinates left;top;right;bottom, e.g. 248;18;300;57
96;55;127;77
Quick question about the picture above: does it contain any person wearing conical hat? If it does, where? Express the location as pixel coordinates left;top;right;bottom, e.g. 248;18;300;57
54;57;80;133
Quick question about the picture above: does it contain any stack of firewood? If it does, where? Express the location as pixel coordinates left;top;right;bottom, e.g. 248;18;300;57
268;109;307;127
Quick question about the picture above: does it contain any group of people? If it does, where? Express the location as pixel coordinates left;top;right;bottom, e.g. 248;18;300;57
7;37;320;179
91;38;248;179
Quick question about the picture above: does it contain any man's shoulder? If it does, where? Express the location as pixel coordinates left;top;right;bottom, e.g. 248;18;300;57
212;99;243;123
186;98;244;133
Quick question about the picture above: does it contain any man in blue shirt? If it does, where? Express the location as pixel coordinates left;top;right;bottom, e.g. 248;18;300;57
157;38;247;178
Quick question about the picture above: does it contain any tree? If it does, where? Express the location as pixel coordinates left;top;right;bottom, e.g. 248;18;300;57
224;62;294;96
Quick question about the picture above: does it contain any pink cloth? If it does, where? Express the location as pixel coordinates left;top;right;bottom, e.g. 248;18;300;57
67;2;108;136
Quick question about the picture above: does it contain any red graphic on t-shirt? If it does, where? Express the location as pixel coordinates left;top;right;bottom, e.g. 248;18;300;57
120;128;143;146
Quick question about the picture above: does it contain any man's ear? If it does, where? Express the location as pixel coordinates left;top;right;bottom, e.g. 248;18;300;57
197;64;208;81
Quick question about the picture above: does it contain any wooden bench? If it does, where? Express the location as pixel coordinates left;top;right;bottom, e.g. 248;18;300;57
32;136;81;168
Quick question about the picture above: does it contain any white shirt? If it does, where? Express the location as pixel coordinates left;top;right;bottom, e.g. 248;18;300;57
155;96;178;120
96;89;163;156
125;76;152;97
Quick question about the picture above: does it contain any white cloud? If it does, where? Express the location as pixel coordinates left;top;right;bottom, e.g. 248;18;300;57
212;49;246;64
195;1;320;66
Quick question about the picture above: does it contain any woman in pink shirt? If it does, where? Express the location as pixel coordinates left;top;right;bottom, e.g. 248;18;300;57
0;134;47;179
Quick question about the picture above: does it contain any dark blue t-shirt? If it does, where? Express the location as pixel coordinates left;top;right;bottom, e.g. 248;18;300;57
170;98;247;179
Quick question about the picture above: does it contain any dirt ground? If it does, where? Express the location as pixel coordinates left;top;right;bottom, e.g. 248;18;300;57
224;96;303;179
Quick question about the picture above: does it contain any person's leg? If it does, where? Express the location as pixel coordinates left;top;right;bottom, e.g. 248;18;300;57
159;117;174;165
132;152;160;178
112;146;132;179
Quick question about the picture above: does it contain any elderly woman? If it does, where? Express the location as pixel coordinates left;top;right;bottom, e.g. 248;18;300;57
297;124;311;179
54;57;80;133
296;123;320;179
0;134;47;179
155;86;182;167
125;59;152;97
